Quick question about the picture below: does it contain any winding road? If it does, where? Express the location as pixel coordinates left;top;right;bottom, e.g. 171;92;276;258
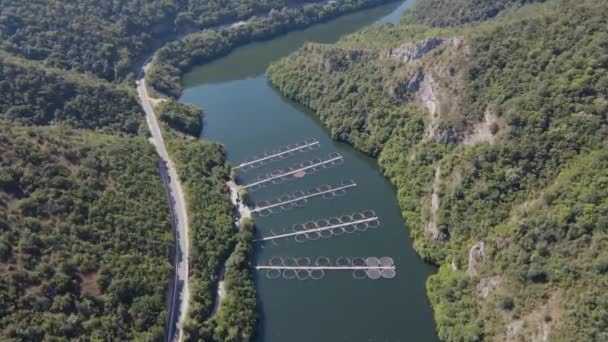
137;65;190;342
133;2;392;339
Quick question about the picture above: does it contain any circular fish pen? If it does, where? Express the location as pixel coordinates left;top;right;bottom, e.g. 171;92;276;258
251;180;357;218
258;256;396;280
245;153;344;192
257;210;380;243
235;139;321;172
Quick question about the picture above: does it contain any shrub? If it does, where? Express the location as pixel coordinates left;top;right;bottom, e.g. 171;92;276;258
498;296;515;311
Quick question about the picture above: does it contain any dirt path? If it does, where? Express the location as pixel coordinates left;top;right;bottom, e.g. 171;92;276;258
210;181;252;315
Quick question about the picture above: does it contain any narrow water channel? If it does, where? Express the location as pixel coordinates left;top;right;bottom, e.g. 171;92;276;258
180;1;438;340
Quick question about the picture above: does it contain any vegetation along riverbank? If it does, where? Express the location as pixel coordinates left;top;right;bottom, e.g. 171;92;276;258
267;0;608;340
147;0;399;97
0;0;398;340
3;0;607;340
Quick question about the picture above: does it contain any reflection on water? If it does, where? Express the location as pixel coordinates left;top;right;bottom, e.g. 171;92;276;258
180;1;438;341
182;1;413;84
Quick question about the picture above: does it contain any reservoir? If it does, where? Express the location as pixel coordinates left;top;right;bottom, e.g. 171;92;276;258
180;1;439;340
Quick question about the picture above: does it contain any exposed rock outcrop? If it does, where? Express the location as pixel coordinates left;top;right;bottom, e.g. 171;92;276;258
387;37;467;142
463;109;499;145
304;37;469;145
385;37;463;64
418;73;442;140
385;38;442;63
504;292;561;342
477;275;501;299
467;240;486;276
426;166;448;241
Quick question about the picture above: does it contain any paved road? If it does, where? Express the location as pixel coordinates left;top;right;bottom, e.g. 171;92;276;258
136;66;190;342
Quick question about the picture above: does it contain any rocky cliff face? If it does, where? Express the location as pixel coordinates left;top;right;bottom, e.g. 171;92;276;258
311;36;472;141
386;37;469;142
385;37;464;63
288;36;493;245
385;37;448;63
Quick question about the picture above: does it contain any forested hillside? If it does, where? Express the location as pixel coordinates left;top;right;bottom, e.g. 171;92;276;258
0;0;324;81
1;0;409;339
148;0;396;96
401;0;544;27
0;123;172;340
268;0;608;340
0;54;143;134
0;52;180;338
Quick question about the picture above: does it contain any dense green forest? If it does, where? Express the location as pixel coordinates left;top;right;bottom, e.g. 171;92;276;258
268;0;608;340
183;218;258;341
212;218;257;341
0;123;172;340
0;54;143;134
0;48;178;337
148;0;396;96
0;0;325;81
1;0;409;339
401;0;544;27
157;99;203;136
158;112;257;341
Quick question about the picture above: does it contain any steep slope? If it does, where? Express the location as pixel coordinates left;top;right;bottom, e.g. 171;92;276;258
0;123;172;340
268;0;608;340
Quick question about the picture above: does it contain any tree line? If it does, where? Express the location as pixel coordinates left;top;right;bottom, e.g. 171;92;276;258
401;0;545;27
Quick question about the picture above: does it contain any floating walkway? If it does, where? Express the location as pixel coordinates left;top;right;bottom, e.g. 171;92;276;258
233;139;397;281
244;153;343;189
256;212;379;242
234;139;320;170
251;181;357;215
256;266;395;270
257;256;396;280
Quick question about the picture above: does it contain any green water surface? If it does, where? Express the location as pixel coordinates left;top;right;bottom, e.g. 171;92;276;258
180;2;439;341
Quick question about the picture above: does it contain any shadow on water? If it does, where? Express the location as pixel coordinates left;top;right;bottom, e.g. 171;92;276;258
180;1;439;341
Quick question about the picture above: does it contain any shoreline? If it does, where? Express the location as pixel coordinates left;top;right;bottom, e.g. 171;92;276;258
210;180;252;316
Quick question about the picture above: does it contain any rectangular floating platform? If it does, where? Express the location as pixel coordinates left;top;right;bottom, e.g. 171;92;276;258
254;216;379;241
255;266;395;270
257;257;397;279
243;154;343;188
250;182;357;213
234;139;320;169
